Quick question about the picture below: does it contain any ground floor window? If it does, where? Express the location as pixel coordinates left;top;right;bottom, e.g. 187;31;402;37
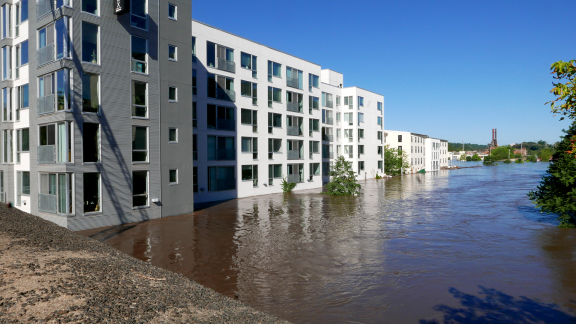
378;161;383;171
16;171;29;206
208;166;235;191
287;163;304;183
39;173;73;214
358;161;365;174
268;164;282;185
133;171;148;207
309;163;320;181
83;173;100;213
242;165;258;187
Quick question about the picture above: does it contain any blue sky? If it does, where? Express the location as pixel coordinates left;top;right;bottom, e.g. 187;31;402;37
192;0;575;145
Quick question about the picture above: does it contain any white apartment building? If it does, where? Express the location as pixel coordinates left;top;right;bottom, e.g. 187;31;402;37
192;20;385;204
440;140;449;167
385;130;447;173
411;133;426;172
425;137;441;172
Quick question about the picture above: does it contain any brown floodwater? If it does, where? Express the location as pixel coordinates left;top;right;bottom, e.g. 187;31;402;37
80;162;576;323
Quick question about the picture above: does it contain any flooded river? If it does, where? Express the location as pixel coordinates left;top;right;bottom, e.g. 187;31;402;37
80;162;576;323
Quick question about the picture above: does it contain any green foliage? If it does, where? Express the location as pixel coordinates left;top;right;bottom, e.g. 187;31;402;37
515;158;524;163
490;146;515;160
459;154;467;161
375;174;382;180
448;143;487;152
466;156;472;161
526;155;538;162
547;60;576;121
529;121;576;227
383;146;410;175
538;148;553;162
280;177;296;193
324;155;361;196
483;155;495;166
471;154;482;161
504;159;512;164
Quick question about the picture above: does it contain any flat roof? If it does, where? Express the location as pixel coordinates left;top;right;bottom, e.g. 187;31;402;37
344;86;384;97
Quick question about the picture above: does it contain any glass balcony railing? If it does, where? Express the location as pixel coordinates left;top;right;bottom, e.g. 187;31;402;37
287;174;302;184
37;0;54;18
216;148;235;161
38;193;57;213
217;88;236;102
215;178;236;191
287;102;302;113
287;125;302;136
37;95;55;115
325;100;333;108
286;77;299;89
37;44;55;67
216;118;235;131
38;145;55;164
217;58;235;73
287;150;302;160
323;134;333;142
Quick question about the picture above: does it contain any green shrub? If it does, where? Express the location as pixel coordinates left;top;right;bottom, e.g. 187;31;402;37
526;155;538;162
515;158;524;163
324;156;361;196
280;177;296;193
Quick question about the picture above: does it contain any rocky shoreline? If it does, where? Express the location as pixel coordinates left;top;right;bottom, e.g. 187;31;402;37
0;204;288;323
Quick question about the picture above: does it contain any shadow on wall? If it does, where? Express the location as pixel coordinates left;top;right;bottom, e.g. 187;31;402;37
419;286;576;324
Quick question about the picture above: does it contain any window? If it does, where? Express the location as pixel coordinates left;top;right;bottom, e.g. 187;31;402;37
38;122;73;163
241;108;257;132
322;92;333;108
82;72;99;113
131;0;148;30
344;129;353;142
132;81;147;117
398;135;402;142
16;171;29;206
192;36;196;63
268;86;281;107
15;40;28;78
168;44;177;61
267;60;281;81
378;146;383;157
287;163;304;183
2;46;11;80
241;80;257;105
132;126;148;162
322;144;333;159
193;167;198;192
133;171;148;207
2;4;11;39
207;41;235;73
322;109;333;124
169;87;177;102
344;112;353;126
357;129;364;140
309;96;319;113
287;140;304;160
38;69;71;114
169;169;178;184
192;102;197;127
168;3;177;20
207;73;235;101
309;74;319;91
378;161;383;170
241;165;258;187
207;136;235;161
169;128;178;143
15;0;28;37
83;123;100;162
309;119;319;135
37;17;70;64
378;102;383;112
82;0;98;15
358;96;364;107
2;88;10;121
267;112;281;133
268;164;282;185
82;22;99;64
286;115;303;136
15;128;28;163
286;66;303;90
131;35;147;73
322;162;331;177
38;173;73;214
241;52;257;78
358;161;365;173
336;96;341;106
3;130;12;162
207;104;235;131
193;134;197;160
208;166;235;191
358;145;365;156
377;116;383;127
83;173;100;213
286;91;303;113
344;96;353;109
378;131;383;142
268;138;281;159
358;113;364;124
309;141;319;154
241;137;258;159
192;69;197;95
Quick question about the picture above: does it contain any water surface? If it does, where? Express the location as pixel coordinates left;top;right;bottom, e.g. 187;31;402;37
80;163;576;323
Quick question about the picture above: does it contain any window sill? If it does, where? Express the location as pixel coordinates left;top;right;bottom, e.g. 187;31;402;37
169;100;178;103
133;205;150;210
131;71;149;76
83;162;102;165
132;161;150;165
81;11;100;18
82;61;101;67
83;211;103;216
168;17;177;21
169;183;178;186
82;111;100;116
132;116;149;120
168;141;178;144
169;58;177;62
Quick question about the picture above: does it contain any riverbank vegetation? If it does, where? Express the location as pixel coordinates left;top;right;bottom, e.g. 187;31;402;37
528;59;576;228
324;156;361;196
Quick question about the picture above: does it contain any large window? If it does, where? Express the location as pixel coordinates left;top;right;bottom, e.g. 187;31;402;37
83;123;100;162
132;81;147;117
241;52;257;78
83;173;100;213
309;163;320;180
15;0;28;37
207;41;235;73
377;116;383;127
268;164;282;185
267;112;281;134
39;173;73;214
37;17;70;65
344;96;353;109
82;72;99;113
193;134;197;160
3;46;11;80
207;73;235;101
309;141;319;156
133;171;148;207
241;80;257;105
132;126;148;162
193;167;198;192
131;35;147;73
267;60;281;81
358;96;364;107
286;91;303;113
287;163;304;183
207;104;234;131
268;138;281;159
268;87;281;107
241;137;258;159
15;40;28;78
82;21;99;64
286;115;303;136
208;166;235;191
38;122;73;163
207;136;235;161
322;109;333;124
242;165;258;187
192;37;196;63
2;4;11;39
131;0;148;30
378;102;383;113
193;102;197;127
16;128;28;163
38;69;70;114
309;96;319;114
309;119;319;136
287;140;304;160
322;92;333;108
2;87;11;121
286;66;303;90
358;112;364;124
3;130;12;163
241;108;257;132
309;74;319;91
82;0;98;15
16;171;29;206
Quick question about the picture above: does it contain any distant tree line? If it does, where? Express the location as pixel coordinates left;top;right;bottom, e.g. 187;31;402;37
448;143;487;152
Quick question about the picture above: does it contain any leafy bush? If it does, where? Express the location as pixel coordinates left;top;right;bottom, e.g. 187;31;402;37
280;177;296;193
471;154;482;161
324;156;361;196
384;146;410;175
375;174;382;180
504;159;512;164
466;156;472;161
483;155;495;166
526;155;538;162
515;158;524;163
538;148;554;162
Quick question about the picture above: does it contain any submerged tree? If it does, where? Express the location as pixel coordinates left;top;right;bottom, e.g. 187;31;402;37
384;145;410;175
324;155;361;196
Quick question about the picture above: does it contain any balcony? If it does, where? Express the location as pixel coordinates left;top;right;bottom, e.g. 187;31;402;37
38;145;55;164
287;102;302;113
216;148;235;161
37;0;54;18
37;95;55;115
37;44;55;67
325;100;333;108
215;178;236;191
287;150;302;160
216;58;235;73
287;174;302;184
324;117;333;125
216;88;236;102
348;137;353;143
286;77;300;89
287;125;302;136
323;152;334;159
216;118;235;131
323;134;333;142
38;193;57;213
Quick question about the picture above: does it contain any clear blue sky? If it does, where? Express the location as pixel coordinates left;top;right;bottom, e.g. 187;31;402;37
192;0;575;145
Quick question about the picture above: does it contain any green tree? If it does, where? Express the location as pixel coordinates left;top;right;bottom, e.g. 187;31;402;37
529;121;576;227
471;154;482;161
503;159;512;164
466;156;472;162
459;154;467;161
515;158;524;163
526;155;538;162
547;60;576;121
280;177;296;193
538;148;553;162
483;155;495;166
383;145;410;175
490;146;515;160
324;155;361;196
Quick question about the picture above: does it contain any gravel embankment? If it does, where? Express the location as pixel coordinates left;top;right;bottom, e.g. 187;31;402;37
0;204;288;323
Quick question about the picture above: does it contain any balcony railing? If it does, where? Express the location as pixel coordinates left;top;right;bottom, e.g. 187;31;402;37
37;95;55;115
37;0;54;18
39;193;57;213
287;102;301;113
37;43;55;67
38;145;55;164
323;152;334;159
0;191;4;203
286;77;299;89
215;178;236;191
216;118;235;131
348;153;353;159
287;150;302;160
287;174;302;184
325;100;333;108
323;134;333;142
348;137;353;142
287;125;302;136
216;58;235;73
324;117;333;125
217;88;236;102
216;148;235;161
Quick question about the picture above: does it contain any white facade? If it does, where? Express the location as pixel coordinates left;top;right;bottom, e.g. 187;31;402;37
385;130;448;173
425;138;441;172
440;140;449;167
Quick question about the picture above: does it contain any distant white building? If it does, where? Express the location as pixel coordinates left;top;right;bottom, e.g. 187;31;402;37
385;130;447;173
